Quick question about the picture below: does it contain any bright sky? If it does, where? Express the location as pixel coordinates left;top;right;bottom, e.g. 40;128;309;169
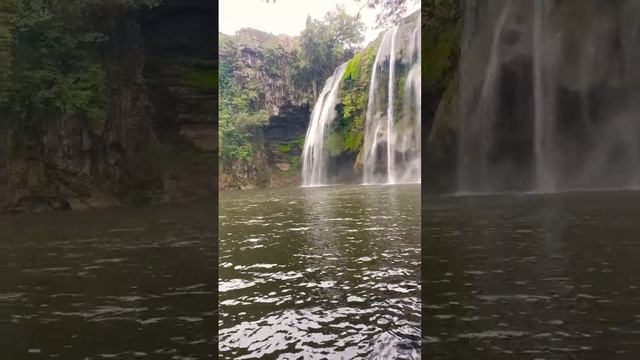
219;0;420;45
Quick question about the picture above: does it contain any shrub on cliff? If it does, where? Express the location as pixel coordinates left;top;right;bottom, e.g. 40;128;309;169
218;6;366;175
295;6;365;100
0;0;160;154
329;44;377;157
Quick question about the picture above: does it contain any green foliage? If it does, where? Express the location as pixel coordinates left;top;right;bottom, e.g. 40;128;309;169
236;110;269;131
423;0;460;93
218;6;366;174
183;67;217;92
9;1;103;117
357;0;419;28
296;6;365;96
262;41;293;78
327;132;344;157
219;34;270;168
329;44;377;155
0;0;160;156
277;142;292;153
343;52;362;83
0;12;11;105
290;155;301;171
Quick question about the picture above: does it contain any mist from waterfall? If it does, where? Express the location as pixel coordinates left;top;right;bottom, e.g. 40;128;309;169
457;0;640;193
301;63;348;186
363;16;421;185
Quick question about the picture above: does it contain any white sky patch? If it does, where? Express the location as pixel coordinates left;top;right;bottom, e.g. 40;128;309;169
219;0;420;45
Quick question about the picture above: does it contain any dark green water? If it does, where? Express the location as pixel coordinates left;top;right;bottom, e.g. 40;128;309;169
424;191;640;359
219;184;421;359
0;202;217;359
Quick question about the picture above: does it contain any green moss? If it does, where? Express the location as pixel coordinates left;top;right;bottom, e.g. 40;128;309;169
293;137;306;148
342;52;362;83
183;67;217;92
277;142;292;153
423;2;461;94
330;43;378;156
290;155;301;171
343;129;363;152
274;155;302;177
327;132;344;157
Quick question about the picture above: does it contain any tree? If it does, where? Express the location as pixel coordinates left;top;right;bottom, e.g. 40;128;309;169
0;0;160;122
424;0;459;26
218;5;365;169
355;0;420;28
0;0;161;162
218;34;270;167
297;6;365;100
0;0;14;105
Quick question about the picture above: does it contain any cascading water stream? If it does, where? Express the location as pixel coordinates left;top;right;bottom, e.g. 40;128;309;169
386;26;398;184
363;30;391;185
301;63;347;186
457;1;512;193
301;13;421;187
456;0;640;193
363;16;421;185
400;16;422;183
533;0;556;193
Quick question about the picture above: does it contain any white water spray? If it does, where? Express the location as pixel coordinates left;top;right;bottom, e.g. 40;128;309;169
301;63;347;186
363;17;421;185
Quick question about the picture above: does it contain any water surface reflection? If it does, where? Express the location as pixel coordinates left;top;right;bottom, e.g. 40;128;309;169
0;201;217;359
220;184;421;359
424;191;640;359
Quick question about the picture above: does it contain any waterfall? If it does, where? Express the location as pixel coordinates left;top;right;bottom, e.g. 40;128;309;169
533;0;556;193
458;0;513;193
456;0;640;193
301;63;347;186
386;26;398;183
401;16;422;183
363;16;421;185
301;13;421;187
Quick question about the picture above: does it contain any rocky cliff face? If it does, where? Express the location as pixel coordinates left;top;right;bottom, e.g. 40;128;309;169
219;29;312;190
6;10;156;212
142;0;217;203
2;0;216;212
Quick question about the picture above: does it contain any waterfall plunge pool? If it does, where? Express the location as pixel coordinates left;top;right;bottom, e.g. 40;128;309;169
219;184;421;359
424;190;640;359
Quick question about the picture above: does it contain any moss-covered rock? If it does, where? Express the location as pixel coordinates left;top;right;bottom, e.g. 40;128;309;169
314;39;379;180
423;0;462;192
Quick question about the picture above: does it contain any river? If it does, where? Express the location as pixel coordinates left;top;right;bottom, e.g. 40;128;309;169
0;201;217;359
219;184;421;359
424;190;640;359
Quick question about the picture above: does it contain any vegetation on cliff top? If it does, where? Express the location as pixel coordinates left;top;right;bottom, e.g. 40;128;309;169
423;0;460;95
219;6;365;173
297;7;365;99
0;0;160;157
219;34;270;165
